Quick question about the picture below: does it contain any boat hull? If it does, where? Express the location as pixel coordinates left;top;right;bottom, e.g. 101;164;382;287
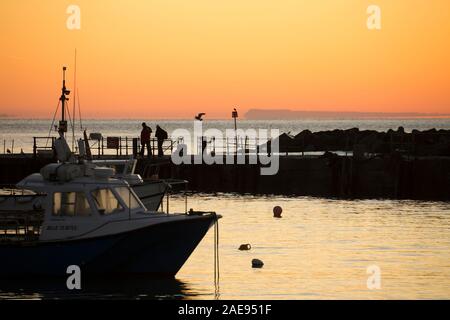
0;214;217;277
132;181;167;211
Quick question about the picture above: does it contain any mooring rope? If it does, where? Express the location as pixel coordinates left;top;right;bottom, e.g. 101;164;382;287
213;212;220;299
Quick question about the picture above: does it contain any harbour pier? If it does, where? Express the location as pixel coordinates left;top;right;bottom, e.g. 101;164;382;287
1;153;449;201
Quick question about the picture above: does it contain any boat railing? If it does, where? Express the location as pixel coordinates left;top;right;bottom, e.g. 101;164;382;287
158;179;189;215
0;186;37;196
0;210;44;243
33;136;56;158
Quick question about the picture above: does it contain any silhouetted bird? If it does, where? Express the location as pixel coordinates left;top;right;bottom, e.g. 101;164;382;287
20;148;25;155
6;149;11;154
195;113;205;121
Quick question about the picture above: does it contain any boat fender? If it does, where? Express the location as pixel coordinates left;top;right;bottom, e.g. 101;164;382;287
188;209;217;216
188;208;207;216
239;244;251;251
252;259;264;268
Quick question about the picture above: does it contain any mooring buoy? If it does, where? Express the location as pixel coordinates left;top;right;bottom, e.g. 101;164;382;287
239;243;251;251
252;258;264;268
273;205;282;218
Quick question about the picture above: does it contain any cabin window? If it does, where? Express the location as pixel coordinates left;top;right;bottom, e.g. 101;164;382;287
115;187;142;210
91;188;124;215
53;192;91;216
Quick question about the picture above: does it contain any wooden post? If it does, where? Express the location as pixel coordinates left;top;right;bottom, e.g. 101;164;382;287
245;136;248;154
132;138;138;157
184;183;188;214
166;189;170;214
33;137;37;158
390;132;393;153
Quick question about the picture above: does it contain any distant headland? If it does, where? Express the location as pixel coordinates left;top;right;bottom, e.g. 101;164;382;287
245;109;450;120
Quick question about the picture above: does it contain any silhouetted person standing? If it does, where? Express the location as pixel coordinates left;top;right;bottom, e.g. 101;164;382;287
155;125;168;157
140;122;152;158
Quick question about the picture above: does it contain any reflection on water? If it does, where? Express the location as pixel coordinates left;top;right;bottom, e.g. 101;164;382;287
0;276;193;300
1;194;449;299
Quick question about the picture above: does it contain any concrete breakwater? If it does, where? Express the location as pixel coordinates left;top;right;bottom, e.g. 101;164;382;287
273;127;450;156
171;154;450;200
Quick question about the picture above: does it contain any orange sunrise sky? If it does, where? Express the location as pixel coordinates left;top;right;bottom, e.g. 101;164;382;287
0;0;449;119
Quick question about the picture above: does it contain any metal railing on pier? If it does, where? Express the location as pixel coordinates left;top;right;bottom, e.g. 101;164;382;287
2;130;448;159
30;136;175;159
2;139;17;155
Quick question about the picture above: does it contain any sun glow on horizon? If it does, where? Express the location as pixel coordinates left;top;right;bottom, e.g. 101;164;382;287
0;0;449;119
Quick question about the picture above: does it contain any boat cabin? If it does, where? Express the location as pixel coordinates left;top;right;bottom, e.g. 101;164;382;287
1;163;149;243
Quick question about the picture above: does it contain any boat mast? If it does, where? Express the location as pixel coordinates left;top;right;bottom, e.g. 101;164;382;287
72;49;77;150
59;67;70;137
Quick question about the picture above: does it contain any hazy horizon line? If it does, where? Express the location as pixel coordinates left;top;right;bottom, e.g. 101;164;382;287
2;116;450;121
245;109;450;119
2;109;450;121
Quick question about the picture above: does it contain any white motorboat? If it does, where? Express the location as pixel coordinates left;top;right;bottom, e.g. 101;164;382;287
0;142;220;277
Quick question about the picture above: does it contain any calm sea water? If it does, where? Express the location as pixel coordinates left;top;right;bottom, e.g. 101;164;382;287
0;194;449;300
1;118;450;153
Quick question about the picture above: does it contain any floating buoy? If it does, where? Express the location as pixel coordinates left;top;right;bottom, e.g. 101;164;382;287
239;244;251;251
273;205;282;218
252;259;264;268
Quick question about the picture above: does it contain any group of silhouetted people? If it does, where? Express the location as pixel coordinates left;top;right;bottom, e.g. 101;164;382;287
140;122;168;158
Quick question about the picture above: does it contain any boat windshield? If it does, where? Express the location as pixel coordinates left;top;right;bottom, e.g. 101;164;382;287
115;187;143;210
53;192;91;216
91;188;124;215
